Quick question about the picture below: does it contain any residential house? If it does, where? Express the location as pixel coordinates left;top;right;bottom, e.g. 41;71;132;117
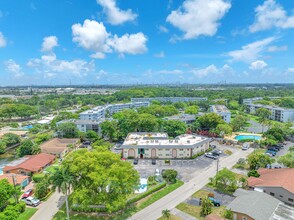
3;153;56;175
248;168;294;206
40;138;78;158
0;174;30;188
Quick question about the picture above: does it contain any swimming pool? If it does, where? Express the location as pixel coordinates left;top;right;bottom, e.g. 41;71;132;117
235;135;261;141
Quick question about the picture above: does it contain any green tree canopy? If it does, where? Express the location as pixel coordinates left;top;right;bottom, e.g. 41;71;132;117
184;105;199;114
17;140;40;157
1;133;21;147
230;115;247;132
162;169;178;184
57;122;79;138
278;152;294;168
162;120;187;137
197;113;224;130
0;140;7;154
63;149;140;212
247;152;273;170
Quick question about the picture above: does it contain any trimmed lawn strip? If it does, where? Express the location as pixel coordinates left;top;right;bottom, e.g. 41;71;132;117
192;189;211;198
138;180;184;210
17;207;38;220
53;180;184;220
176;203;226;220
157;214;182;220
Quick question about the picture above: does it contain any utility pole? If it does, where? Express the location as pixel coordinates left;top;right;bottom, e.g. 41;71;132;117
12;174;19;204
216;158;219;174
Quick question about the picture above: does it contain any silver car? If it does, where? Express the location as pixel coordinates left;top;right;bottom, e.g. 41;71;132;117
22;196;40;207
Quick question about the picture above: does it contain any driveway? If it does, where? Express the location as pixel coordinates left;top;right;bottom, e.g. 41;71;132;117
129;148;253;220
30;191;65;220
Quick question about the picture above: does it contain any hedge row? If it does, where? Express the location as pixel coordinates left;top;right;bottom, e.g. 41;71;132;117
127;182;167;205
32;173;46;183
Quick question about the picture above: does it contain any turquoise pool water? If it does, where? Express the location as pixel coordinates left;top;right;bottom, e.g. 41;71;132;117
235;135;261;141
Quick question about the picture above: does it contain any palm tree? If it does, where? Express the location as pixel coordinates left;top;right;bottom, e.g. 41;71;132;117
162;209;171;220
50;165;74;220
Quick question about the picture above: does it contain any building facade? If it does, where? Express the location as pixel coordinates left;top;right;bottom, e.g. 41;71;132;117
121;133;210;159
131;97;207;103
243;97;263;104
210;105;231;123
164;114;196;125
246;104;294;122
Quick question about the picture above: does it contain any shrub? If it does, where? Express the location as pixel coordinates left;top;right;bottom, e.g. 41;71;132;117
32;173;46;183
162;169;178;184
34;180;50;199
127;156;135;159
223;209;233;220
15;201;26;213
248;170;260;177
127;182;166;205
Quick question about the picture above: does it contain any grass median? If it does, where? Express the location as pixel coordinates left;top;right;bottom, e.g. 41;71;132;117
17;208;38;220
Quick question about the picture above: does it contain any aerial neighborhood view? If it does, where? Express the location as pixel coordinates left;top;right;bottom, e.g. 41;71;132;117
1;1;294;220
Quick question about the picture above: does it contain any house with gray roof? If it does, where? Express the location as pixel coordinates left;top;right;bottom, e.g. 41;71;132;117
227;189;294;220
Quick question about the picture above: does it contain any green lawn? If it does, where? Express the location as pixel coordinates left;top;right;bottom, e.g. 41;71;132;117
192;189;211;198
157;214;182;220
53;180;184;220
176;203;226;220
17;207;38;220
45;164;59;174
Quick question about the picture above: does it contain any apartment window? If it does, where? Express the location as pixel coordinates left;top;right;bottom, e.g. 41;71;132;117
166;154;170;156
158;154;162;156
270;192;275;196
288;198;294;202
280;195;283;198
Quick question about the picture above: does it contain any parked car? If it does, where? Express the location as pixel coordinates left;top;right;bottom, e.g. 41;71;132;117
83;141;91;145
267;147;279;152
205;152;217;160
266;150;276;156
22;197;40;207
155;169;160;176
208;197;221;207
152;159;156;165
210;145;217;149
133;158;138;165
114;145;121;150
242;143;250;150
21;189;33;198
211;149;222;156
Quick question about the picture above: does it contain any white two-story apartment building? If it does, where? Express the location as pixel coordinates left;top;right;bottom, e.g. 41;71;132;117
210;105;231;123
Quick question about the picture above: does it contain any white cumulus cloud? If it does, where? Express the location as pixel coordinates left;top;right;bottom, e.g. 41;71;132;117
72;19;147;58
166;0;231;40
227;37;275;63
249;0;294;32
41;36;59;52
0;32;7;48
97;0;137;25
249;60;268;70
4;59;24;77
267;45;288;52
154;51;165;58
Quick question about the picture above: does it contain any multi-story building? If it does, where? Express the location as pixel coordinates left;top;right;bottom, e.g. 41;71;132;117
246;104;294;122
164;114;197;125
210;105;231;123
121;132;210;159
243;97;263;104
79;102;150;121
131;97;207;103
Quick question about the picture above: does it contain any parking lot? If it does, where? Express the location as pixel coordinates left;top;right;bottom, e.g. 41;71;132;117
133;142;239;182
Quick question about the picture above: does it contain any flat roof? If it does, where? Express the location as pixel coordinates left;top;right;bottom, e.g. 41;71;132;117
122;132;209;149
210;105;230;113
247;104;294;111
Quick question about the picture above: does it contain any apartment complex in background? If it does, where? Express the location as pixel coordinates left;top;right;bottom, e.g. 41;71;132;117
79;102;149;120
246;103;294;122
121;132;210;159
210;105;231;123
131;97;207;103
243;97;263;104
164;114;197;125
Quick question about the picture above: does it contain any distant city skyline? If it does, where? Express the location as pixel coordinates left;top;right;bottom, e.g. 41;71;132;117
0;0;294;85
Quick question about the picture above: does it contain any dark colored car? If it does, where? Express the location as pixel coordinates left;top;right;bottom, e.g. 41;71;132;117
21;189;33;199
266;150;276;156
208;197;221;207
83;141;91;145
267;147;279;152
211;149;222;156
205;153;217;160
152;159;156;165
210;145;217;149
133;158;138;165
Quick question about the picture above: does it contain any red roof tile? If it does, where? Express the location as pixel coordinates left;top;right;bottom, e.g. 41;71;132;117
0;174;29;185
248;168;294;193
3;153;55;172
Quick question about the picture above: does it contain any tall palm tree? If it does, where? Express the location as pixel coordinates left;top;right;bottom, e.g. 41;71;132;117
50;165;74;220
162;209;171;220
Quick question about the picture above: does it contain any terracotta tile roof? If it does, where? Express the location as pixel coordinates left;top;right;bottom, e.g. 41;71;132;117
0;174;29;185
40;138;78;154
248;168;294;193
3;153;55;172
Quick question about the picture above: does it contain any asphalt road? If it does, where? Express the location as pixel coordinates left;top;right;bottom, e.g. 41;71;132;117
30;191;64;220
129;149;253;220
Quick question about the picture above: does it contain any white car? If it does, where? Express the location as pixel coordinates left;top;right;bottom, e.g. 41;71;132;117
22;196;40;207
155;169;160;176
242;144;250;150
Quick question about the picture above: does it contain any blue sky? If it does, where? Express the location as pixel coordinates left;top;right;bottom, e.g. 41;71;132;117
0;0;293;85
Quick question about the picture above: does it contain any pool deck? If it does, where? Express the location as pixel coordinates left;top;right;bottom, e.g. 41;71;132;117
225;132;262;141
